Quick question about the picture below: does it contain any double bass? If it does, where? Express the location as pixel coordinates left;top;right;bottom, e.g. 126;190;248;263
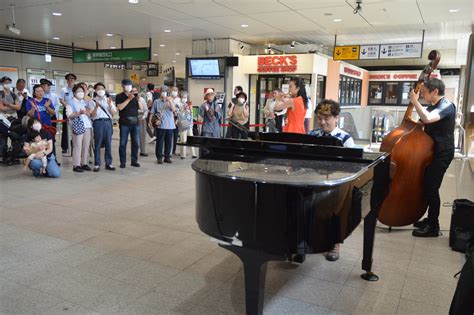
378;50;441;226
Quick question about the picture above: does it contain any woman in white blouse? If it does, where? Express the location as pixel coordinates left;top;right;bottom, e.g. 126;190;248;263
66;84;92;172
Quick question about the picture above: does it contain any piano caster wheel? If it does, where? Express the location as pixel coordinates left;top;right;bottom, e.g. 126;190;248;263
288;254;305;264
360;271;379;282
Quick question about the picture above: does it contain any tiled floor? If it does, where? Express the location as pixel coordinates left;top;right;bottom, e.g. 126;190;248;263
1;137;472;314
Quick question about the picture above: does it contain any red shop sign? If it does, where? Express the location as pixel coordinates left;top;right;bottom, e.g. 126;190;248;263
257;55;298;73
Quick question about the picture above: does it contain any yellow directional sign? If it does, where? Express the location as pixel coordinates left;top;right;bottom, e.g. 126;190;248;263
333;45;360;60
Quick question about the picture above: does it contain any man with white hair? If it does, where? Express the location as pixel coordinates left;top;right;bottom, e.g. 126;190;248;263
198;88;221;138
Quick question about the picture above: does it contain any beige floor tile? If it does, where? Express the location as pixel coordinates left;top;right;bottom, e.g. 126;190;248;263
397;298;450;315
331;285;400;314
112;260;180;290
80;231;140;251
148;245;209;270
401;274;456;307
77;253;142;278
143;228;195;245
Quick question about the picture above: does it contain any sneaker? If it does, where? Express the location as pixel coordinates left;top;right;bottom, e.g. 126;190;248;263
93;166;100;172
73;166;83;172
164;158;173;164
192;155;197;159
140;153;149;157
157;159;163;164
180;156;185;159
120;163;126;169
325;244;340;262
412;225;441;237
148;137;156;144
82;165;92;171
105;165;116;171
131;162;140;167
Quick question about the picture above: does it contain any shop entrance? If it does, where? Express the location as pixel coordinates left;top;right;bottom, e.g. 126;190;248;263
250;74;312;129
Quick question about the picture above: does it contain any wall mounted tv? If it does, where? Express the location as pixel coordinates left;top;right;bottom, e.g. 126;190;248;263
188;58;224;78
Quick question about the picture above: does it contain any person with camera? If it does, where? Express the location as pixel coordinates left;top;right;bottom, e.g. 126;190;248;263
198;88;221;138
177;91;197;159
149;86;176;164
89;82;116;172
59;73;77;154
116;79;141;168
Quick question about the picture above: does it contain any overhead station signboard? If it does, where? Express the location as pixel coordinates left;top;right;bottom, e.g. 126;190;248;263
73;47;150;63
359;45;380;59
334;43;423;60
333;45;360;60
379;43;423;59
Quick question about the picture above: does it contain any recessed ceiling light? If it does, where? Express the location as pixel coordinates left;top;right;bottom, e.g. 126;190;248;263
333;19;342;22
323;13;333;16
175;52;180;55
128;0;139;3
241;24;249;28
110;46;116;49
164;29;171;33
52;12;62;16
52;37;60;40
448;9;459;13
172;60;176;63
106;33;114;37
159;44;165;47
153;53;158;56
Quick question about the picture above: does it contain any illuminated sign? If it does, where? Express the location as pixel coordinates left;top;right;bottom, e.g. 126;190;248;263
257;55;297;73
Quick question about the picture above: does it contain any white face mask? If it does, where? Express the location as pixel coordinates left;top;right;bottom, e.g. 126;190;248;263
171;91;178;97
124;85;132;92
96;90;106;97
238;98;245;105
3;84;11;90
32;123;42;131
182;98;188;103
76;91;85;100
161;92;167;98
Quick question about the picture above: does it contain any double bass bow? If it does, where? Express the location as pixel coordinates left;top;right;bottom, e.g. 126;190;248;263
377;50;441;227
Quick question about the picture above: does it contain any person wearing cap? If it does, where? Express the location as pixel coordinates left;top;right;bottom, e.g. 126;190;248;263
198;88;221;138
40;78;61;164
88;82;117;172
115;79;140;168
0;76;21;160
149;85;176;164
59;73;77;154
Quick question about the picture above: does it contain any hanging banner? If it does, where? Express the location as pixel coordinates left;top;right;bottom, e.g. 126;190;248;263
359;45;380;60
333;45;360;60
379;43;423;59
73;47;150;63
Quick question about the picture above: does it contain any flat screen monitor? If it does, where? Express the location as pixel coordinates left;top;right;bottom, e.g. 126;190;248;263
189;59;220;77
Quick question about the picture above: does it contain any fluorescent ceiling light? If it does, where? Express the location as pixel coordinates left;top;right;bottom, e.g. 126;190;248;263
448;9;459;12
110;46;116;49
241;24;249;28
129;0;139;3
159;44;166;47
106;33;114;37
175;52;180;55
164;29;171;33
153;53;158;56
52;37;60;40
172;60;176;63
52;12;62;16
333;19;342;22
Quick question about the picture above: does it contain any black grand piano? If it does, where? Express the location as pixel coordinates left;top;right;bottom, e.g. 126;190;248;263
185;133;389;315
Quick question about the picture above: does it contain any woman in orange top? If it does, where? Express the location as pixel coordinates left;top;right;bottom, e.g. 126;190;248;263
274;78;308;134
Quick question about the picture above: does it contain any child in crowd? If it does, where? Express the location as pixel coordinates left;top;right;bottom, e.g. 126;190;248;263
23;131;48;174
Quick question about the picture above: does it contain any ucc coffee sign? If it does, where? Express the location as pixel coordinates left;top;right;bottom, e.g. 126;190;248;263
257;55;297;73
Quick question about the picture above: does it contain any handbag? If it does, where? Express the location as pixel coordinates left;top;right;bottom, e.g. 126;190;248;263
33;99;57;137
71;117;86;135
120;116;138;125
151;111;163;128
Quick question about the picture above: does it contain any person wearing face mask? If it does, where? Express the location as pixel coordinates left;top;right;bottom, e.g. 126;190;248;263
226;92;249;139
26;85;56;129
59;73;77;154
170;86;181;156
134;87;148;157
88;82;117;172
177;92;197;159
66;84;92;172
149;86;176;164
15;79;30;121
115;79;141;168
308;99;354;262
39;78;62;163
0;76;21;160
25;118;61;178
198;89;221;138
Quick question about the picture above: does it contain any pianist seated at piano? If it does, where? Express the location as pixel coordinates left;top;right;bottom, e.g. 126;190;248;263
273;78;307;134
309;99;355;261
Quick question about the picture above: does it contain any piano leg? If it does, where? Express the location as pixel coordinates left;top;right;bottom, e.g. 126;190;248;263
220;244;283;315
361;159;390;282
361;208;379;281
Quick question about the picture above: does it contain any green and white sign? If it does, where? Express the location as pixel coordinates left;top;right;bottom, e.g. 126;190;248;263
73;48;150;63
